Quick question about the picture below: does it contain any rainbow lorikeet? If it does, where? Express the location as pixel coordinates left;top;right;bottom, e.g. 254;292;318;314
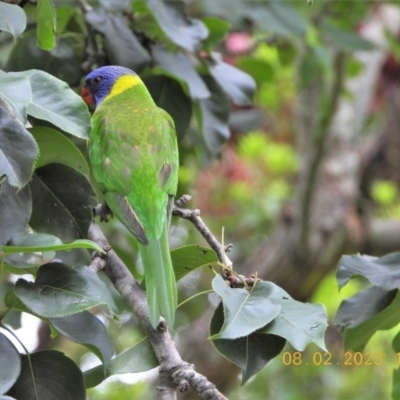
81;66;178;327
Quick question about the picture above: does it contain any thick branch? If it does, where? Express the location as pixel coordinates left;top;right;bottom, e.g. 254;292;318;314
297;50;346;252
88;222;228;400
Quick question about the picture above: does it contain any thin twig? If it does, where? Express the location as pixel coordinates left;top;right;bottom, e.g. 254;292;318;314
173;195;233;268
88;222;229;400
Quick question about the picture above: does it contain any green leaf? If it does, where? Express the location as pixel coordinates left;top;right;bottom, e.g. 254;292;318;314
210;303;286;385
0;2;27;39
29;127;90;176
4;289;34;315
29;163;97;242
246;1;308;36
343;289;400;352
260;283;328;351
201;17;231;52
393;367;400;400
24;70;90;139
6;350;85;400
194;75;231;154
144;75;192;137
55;6;77;35
321;22;373;52
152;45;210;100
4;32;84;86
36;0;56;51
210;275;280;339
236;58;274;84
334;286;397;330
2;233;103;254
171;245;218;281
14;262;116;318
337;252;400;291
208;59;256;106
393;329;400;354
134;0;208;52
85;9;150;72
0;333;21;394
0;71;31;122
229;109;265;134
0;106;38;188
0;182;31;245
50;311;113;366
277;43;297;66
84;338;158;388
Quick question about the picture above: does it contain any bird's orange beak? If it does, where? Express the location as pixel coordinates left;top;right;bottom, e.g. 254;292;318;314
81;86;95;105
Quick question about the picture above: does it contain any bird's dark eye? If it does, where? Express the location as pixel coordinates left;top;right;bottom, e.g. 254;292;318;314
93;76;102;85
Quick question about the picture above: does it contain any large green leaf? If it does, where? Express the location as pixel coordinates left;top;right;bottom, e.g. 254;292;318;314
393;368;400;400
246;1;308;36
195;75;231;154
210;303;286;385
0;333;21;395
23;70;90;139
208;59;256;106
14;262;116;318
29;127;90;176
134;0;208;52
201;17;231;52
85;9;150;72
210;275;280;339
0;107;38;188
343;289;400;351
36;0;56;51
321;22;373;52
144;75;192;137
337;252;400;291
152;45;210;100
4;289;36;315
170;245;218;281
50;311;113;366
0;182;31;245
2;233;103;254
393;331;400;399
0;2;26;39
260;283;327;351
201;0;244;25
334;286;397;330
84;338;158;388
6;351;85;400
4;32;83;86
29;163;97;242
0;71;31;122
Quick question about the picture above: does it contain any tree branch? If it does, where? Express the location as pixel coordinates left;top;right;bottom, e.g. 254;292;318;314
297;50;346;253
172;195;233;268
88;222;228;400
93;195;233;268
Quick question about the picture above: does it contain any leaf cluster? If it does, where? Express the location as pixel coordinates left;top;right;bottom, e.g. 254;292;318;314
335;252;400;400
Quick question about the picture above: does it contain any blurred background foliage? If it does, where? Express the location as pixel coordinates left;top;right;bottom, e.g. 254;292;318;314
3;0;400;398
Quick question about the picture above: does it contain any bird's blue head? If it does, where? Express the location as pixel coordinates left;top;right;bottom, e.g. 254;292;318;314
81;65;137;108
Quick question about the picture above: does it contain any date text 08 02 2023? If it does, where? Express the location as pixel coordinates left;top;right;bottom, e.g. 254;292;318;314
281;352;385;366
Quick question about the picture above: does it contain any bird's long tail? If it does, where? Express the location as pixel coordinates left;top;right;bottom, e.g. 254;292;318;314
138;227;177;328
